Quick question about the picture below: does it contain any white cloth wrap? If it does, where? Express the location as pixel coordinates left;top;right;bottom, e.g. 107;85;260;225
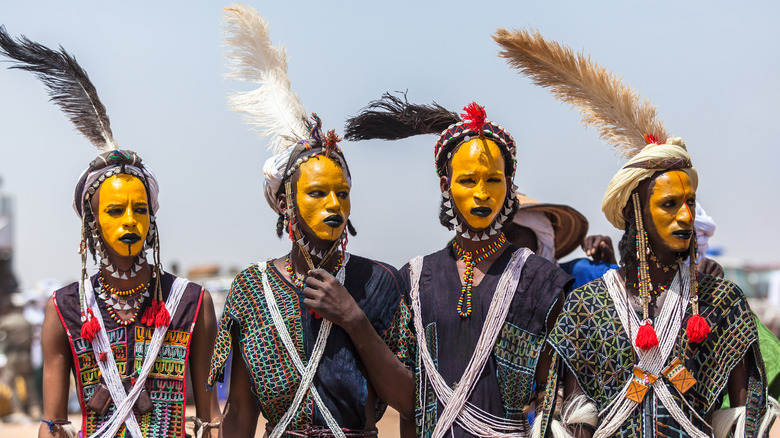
512;210;556;262
594;268;708;438
601;140;698;230
74;164;160;217
263;148;294;214
84;276;190;438
260;254;350;438
694;202;716;262
410;248;533;438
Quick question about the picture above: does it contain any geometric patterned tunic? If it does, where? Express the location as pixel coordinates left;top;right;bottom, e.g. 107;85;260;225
53;272;204;438
207;255;415;431
541;272;772;438
401;245;572;438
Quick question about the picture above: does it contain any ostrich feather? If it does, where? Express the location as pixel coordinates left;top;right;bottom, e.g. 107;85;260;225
222;4;309;154
344;92;459;141
493;28;668;159
0;26;117;152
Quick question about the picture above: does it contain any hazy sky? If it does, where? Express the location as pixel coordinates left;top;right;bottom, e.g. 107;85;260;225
1;1;778;287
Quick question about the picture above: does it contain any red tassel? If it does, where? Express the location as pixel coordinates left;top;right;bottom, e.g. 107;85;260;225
141;299;159;327
80;309;101;343
686;314;710;343
635;320;659;350
155;302;171;327
460;102;487;134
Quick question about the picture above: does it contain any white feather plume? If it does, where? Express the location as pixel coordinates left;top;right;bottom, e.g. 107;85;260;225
222;4;309;154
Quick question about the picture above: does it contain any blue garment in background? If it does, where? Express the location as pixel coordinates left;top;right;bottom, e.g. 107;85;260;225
559;258;619;289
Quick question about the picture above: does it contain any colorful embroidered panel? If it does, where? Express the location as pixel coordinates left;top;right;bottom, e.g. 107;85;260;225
493;322;543;419
53;273;202;438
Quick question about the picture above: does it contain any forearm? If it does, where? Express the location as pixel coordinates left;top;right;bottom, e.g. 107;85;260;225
189;290;222;435
40;299;73;438
343;313;414;419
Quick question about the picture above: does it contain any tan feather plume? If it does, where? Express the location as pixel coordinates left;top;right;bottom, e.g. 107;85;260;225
493;28;668;159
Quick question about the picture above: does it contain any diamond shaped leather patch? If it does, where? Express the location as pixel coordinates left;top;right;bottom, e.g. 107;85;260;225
663;357;696;394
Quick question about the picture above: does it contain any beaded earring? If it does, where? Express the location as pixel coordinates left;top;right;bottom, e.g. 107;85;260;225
631;192;659;350
686;235;710;343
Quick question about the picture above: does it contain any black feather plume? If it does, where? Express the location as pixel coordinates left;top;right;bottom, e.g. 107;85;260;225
0;26;116;151
344;92;460;141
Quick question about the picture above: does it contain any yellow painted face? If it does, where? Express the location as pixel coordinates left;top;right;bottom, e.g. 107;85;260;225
97;174;150;258
645;170;696;254
448;138;507;230
294;156;351;242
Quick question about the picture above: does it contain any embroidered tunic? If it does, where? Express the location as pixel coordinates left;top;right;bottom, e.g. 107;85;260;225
207;255;414;430
541;273;771;438
53;272;204;438
402;244;572;437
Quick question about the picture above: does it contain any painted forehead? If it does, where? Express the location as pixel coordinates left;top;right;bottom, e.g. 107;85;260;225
450;139;506;172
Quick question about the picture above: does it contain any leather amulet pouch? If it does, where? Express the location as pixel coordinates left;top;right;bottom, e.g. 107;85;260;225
122;375;153;414
87;381;112;416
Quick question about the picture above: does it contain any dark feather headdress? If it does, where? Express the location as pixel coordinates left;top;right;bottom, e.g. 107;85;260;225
344;92;459;141
345;92;519;241
0;25;118;152
0;26;170;334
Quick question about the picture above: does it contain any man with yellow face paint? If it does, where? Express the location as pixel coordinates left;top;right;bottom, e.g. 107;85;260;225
207;6;415;438
346;95;574;438
0;28;220;438
495;27;778;438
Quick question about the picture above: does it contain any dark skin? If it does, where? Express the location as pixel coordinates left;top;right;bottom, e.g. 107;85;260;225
397;174;565;437
582;234;617;265
222;170;414;438
563;173;747;438
38;191;220;438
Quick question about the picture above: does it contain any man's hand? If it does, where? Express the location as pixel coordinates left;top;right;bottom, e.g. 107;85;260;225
582;235;617;265
303;268;362;329
697;257;724;278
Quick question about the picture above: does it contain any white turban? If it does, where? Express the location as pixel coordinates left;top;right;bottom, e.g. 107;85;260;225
602;138;698;230
694;202;716;261
262;148;294;214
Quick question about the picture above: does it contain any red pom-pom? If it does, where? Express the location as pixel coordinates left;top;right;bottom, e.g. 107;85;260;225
635;320;659;350
131;377;136;386
80;309;101;343
141;299;159;327
155;302;171;327
98;351;108;362
460;102;487;133
686;314;710;343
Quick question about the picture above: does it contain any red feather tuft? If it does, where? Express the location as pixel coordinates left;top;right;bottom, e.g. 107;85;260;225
155;303;171;327
643;133;660;145
635;320;659;350
460;102;487;134
686;314;710;343
80;309;101;343
141;299;159;327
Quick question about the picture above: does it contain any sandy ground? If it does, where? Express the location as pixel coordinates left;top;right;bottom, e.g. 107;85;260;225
1;407;777;437
0;406;402;437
